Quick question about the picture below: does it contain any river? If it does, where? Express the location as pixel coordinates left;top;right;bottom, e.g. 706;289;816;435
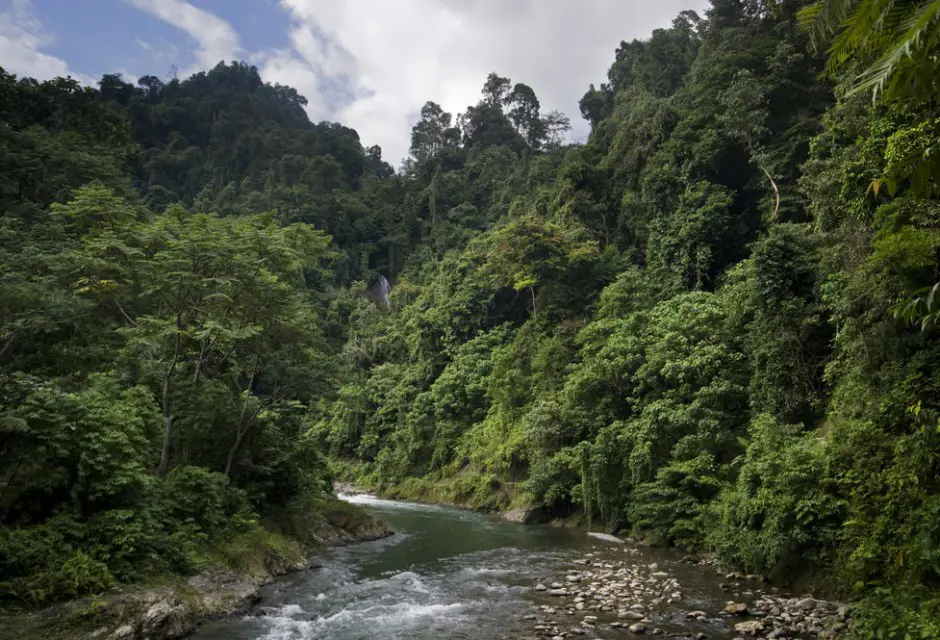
190;494;814;639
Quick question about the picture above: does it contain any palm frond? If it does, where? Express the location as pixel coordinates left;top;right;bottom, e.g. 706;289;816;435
800;0;940;103
827;0;894;72
799;0;861;50
849;1;940;99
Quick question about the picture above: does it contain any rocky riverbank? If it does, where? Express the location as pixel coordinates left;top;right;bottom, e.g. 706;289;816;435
520;548;852;639
333;480;854;638
1;498;392;640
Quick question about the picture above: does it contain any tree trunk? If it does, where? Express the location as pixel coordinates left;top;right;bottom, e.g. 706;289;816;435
157;346;180;477
758;162;780;219
0;330;17;361
223;430;244;478
157;376;174;477
225;357;260;478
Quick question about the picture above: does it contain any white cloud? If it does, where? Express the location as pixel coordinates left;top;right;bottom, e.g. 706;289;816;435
268;0;711;166
253;46;326;120
119;0;712;167
134;36;180;71
0;0;92;83
123;0;241;73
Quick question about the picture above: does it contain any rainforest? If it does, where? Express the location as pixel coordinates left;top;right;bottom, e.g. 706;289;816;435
2;0;940;638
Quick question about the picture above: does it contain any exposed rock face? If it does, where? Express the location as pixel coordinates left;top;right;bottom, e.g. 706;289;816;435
502;506;551;524
93;571;268;640
138;601;189;638
107;626;135;640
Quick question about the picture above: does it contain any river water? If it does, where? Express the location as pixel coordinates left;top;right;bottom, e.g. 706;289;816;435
191;494;760;640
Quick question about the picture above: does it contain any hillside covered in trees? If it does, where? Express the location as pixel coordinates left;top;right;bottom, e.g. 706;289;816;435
2;0;940;637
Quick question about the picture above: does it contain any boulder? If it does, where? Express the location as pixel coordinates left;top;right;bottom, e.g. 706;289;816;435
502;506;551;524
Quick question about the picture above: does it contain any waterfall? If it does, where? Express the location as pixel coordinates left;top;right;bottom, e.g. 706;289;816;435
374;274;392;309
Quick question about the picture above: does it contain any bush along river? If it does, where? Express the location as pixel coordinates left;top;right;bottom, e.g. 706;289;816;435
191;494;852;640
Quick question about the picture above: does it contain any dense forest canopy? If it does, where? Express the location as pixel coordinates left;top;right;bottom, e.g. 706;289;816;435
2;0;940;636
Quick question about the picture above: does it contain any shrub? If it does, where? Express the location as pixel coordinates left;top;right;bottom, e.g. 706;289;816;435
708;415;845;579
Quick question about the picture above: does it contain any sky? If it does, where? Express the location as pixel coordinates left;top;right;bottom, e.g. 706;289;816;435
1;0;710;166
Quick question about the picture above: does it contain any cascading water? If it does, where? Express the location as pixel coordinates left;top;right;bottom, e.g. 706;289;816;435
373;274;392;309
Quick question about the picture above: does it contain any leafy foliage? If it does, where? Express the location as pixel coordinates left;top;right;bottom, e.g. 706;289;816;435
3;1;940;635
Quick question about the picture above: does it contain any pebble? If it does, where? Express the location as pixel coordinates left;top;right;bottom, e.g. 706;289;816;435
520;553;850;640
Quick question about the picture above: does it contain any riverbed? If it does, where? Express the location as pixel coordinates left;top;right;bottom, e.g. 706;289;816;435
190;494;830;639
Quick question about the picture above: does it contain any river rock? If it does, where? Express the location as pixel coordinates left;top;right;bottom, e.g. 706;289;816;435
619;611;645;620
734;620;765;634
535;583;547;591
549;588;568;596
628;622;647;633
725;602;749;615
